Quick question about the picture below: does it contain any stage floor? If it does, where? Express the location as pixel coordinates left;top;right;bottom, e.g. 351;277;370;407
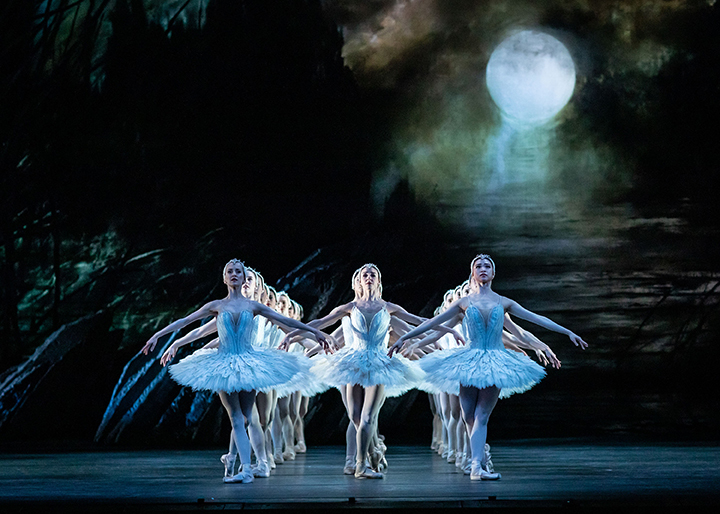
2;442;719;512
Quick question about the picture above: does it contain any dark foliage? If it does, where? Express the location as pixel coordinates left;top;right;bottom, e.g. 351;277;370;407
0;0;373;368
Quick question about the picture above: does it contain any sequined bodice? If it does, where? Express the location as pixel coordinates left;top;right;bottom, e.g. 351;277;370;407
348;306;391;351
217;310;255;353
462;303;504;350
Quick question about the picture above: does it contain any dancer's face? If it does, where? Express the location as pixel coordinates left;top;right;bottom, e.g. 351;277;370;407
278;295;288;314
473;258;495;284
225;264;246;288
266;290;277;309
462;283;471;297
361;266;380;295
242;272;256;298
453;287;463;302
352;273;364;299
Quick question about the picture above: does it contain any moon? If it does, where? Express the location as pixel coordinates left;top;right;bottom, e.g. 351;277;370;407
486;31;576;126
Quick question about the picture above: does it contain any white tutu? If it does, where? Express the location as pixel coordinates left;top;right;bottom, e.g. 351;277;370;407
168;310;311;397
419;303;546;398
311;307;424;397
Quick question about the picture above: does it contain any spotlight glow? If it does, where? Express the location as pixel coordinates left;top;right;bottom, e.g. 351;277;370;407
486;31;576;126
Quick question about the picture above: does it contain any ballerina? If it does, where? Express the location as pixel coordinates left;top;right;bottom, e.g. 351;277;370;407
289;300;310;454
389;254;587;480
281;263;463;479
274;292;301;462
141;259;330;483
166;266;279;477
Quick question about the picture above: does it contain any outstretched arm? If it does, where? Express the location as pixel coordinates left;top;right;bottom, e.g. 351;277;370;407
281;303;352;340
142;300;221;355
503;298;588;350
255;303;333;350
160;319;217;366
502;314;561;368
305;325;343;356
388;301;465;357
388;302;465;344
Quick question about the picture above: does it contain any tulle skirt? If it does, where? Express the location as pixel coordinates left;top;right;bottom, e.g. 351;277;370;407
169;346;311;397
418;346;546;399
276;352;330;397
311;347;425;397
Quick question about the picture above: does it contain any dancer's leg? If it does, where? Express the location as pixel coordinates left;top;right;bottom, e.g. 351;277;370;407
428;393;439;450
256;392;271;428
438;392;451;457
225;430;238;476
276;395;295;460
294;394;309;452
354;384;385;478
449;394;463;462
256;391;276;466
243;391;269;477
459;385;500;479
369;395;387;472
341;385;357;473
289;391;302;452
271;404;284;463
218;391;255;483
444;393;459;462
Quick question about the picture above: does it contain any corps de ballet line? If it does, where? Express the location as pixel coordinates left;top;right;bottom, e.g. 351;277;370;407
142;256;587;483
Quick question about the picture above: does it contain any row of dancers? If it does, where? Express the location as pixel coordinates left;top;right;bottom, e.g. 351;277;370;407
142;255;587;483
420;279;560;475
148;265;318;482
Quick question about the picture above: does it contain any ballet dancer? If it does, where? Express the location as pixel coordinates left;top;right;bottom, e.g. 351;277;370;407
282;263;463;479
141;259;330;483
389;254;587;480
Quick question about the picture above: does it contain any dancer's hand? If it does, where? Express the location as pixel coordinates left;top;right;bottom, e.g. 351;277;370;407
569;333;588;349
401;342;418;359
160;343;178;366
142;335;159;355
449;329;466;346
536;347;561;369
314;330;333;353
278;335;291;351
388;337;406;357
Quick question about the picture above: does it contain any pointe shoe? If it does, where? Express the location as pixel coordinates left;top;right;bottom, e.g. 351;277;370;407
282;448;296;461
252;459;271;478
470;461;501;481
224;465;254;484
441;447;450;459
463;461;472;475
267;452;276;469
455;452;466;469
273;450;284;464
437;442;446;456
378;454;388;473
355;463;384;479
294;441;307;453
369;449;382;471
220;453;236;478
343;458;355;475
447;449;456;463
484;444;495;473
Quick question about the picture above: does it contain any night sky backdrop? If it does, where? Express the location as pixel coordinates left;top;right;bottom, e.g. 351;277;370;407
1;0;719;446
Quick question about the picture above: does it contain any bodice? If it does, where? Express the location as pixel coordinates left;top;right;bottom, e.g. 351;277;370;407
348;306;391;351
462;303;504;350
216;310;255;353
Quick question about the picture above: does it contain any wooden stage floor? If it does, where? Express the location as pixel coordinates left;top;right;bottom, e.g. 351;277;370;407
1;442;719;512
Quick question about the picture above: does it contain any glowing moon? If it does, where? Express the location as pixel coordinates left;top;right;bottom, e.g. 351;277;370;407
486;31;576;126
